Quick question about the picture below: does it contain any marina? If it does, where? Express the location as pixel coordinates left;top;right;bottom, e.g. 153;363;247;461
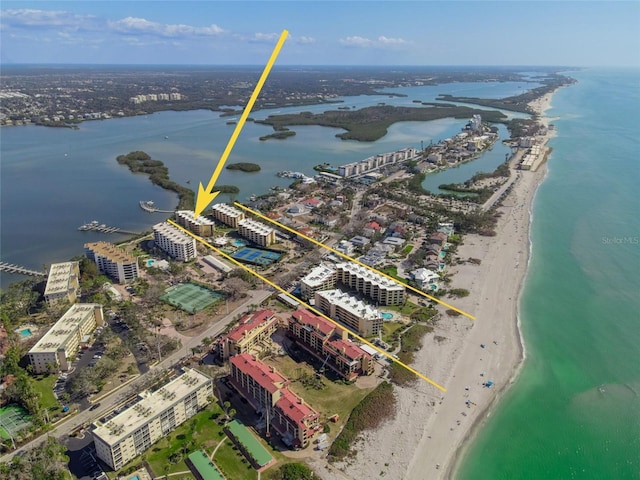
0;262;46;277
77;220;140;235
139;200;175;214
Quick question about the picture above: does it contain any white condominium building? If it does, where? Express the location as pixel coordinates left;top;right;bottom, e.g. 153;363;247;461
28;304;104;373
175;210;215;237
210;203;245;228
237;218;275;247
300;265;337;300
85;242;139;284
44;261;80;305
314;289;383;337
153;222;197;262
335;262;405;305
93;369;213;470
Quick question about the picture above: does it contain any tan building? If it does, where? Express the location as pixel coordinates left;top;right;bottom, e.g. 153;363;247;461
300;264;337;300
175;210;215;237
214;310;278;361
44;261;80;305
153;222;197;262
28;304;103;373
314;289;382;336
210;203;245;228
93;369;213;470
85;242;139;284
237;218;276;247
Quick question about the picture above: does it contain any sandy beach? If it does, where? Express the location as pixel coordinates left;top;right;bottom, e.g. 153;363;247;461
311;94;556;480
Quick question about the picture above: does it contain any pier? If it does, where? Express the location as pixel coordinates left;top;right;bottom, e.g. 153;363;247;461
0;262;46;277
139;200;175;213
78;221;140;236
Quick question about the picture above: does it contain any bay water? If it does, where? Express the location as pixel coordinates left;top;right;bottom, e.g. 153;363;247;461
456;69;640;480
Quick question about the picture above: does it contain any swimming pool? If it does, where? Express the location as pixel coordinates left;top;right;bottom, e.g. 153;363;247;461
381;313;393;320
233;239;247;247
147;259;155;267
19;328;32;337
127;476;140;480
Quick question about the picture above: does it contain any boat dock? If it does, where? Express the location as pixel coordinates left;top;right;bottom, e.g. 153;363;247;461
139;200;175;213
0;262;46;277
78;220;140;235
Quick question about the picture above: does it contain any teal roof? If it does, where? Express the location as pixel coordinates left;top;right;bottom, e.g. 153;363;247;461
187;450;225;480
227;419;273;467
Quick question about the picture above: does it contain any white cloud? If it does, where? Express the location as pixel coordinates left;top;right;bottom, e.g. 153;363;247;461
340;35;410;48
2;8;95;28
248;32;280;43
108;17;224;38
297;35;316;44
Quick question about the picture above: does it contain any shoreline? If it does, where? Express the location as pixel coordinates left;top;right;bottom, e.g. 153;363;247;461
312;91;558;480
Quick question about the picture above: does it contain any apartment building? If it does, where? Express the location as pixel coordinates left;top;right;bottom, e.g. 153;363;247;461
153;222;197;262
214;310;279;361
28;304;104;373
44;261;80;305
335;262;405;306
229;354;319;448
287;309;373;380
210;203;245;228
314;289;383;336
85;242;139;284
300;265;336;300
237;218;276;247
93;369;213;470
175;210;215;237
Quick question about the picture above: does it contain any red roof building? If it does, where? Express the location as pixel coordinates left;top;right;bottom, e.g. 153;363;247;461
229;354;319;448
215;310;278;361
288;309;373;381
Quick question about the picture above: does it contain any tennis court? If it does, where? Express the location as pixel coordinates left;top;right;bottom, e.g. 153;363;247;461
0;405;32;440
161;283;224;313
232;247;282;266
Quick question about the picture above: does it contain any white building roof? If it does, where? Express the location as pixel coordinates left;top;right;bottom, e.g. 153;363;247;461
316;289;382;320
238;218;274;235
301;265;336;288
211;203;244;218
336;262;404;291
176;210;215;226
44;262;78;297
30;304;100;353
153;222;194;245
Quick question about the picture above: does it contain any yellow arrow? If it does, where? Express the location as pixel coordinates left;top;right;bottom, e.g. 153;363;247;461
194;29;289;217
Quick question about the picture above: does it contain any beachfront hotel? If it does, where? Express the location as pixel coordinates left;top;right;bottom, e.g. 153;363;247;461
175;210;215;237
300;264;337;300
84;241;139;284
237;218;276;247
314;289;383;337
335;262;406;306
338;147;418;178
214;309;279;361
93;368;213;470
229;354;320;448
28;304;104;373
287;309;374;381
44;261;80;305
210;203;245;228
153;222;197;262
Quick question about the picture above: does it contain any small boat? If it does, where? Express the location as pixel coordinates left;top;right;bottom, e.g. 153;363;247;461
164;135;169;139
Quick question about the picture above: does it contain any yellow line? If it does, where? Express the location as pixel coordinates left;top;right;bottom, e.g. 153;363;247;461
233;202;476;320
166;219;446;392
204;29;289;194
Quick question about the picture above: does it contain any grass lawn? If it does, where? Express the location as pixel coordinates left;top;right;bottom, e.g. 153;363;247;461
381;321;405;344
402;244;414;256
213;440;258;480
32;375;58;410
264;355;373;425
385;300;420;316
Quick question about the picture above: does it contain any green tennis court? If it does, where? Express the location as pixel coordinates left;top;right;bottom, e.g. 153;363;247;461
0;405;32;440
161;283;224;313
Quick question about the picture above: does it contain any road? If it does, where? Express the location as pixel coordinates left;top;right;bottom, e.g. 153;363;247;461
482;150;524;211
0;288;272;464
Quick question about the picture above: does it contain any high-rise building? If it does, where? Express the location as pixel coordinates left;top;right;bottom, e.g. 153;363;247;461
335;262;405;305
175;210;215;237
85;242;139;284
44;261;80;305
153;222;197;262
210;203;245;228
314;289;383;336
237;218;275;247
93;369;213;470
214;310;279;361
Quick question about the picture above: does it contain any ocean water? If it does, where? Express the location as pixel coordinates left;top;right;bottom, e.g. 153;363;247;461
456;69;640;480
0;78;536;288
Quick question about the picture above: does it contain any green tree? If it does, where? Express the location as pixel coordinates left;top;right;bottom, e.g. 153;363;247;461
277;463;315;480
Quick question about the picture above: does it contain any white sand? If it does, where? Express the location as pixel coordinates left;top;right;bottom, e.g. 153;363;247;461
309;94;556;480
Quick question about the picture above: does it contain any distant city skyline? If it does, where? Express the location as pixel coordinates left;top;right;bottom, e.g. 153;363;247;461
1;1;639;67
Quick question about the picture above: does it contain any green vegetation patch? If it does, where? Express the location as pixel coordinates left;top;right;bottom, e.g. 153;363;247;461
389;324;434;386
328;381;396;461
116;151;194;209
259;130;296;141
226;162;261;172
216;185;240;194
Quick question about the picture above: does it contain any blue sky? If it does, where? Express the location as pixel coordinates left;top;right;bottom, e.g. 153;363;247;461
1;1;639;66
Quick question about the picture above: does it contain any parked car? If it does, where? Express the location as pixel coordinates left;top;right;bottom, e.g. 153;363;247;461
89;403;101;411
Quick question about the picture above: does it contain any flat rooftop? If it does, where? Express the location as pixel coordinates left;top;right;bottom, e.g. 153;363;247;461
85;241;137;264
210;203;244;217
315;289;381;320
153;222;195;244
44;261;78;296
176;210;215;226
30;304;101;353
301;265;336;288
93;369;211;446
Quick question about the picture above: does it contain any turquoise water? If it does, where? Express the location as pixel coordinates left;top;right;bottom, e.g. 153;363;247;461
19;329;32;337
457;69;640;480
381;312;394;320
146;259;155;267
233;239;247;247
